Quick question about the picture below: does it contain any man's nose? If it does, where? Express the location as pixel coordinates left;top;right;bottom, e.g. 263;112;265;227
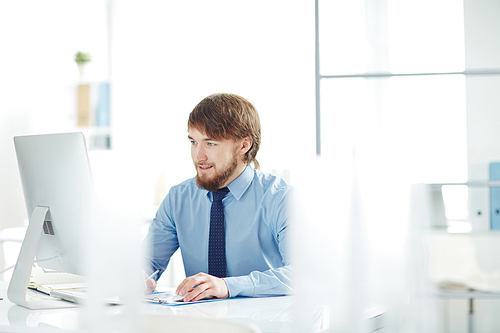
194;146;207;162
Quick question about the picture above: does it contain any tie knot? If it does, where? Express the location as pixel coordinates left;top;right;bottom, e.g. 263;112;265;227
212;187;230;202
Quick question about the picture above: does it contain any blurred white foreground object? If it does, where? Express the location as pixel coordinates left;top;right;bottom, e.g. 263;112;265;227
143;314;261;333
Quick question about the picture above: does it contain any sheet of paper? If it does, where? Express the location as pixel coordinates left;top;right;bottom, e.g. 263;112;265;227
144;291;222;305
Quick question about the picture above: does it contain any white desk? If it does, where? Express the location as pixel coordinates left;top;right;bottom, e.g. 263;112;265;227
0;282;325;333
435;290;500;333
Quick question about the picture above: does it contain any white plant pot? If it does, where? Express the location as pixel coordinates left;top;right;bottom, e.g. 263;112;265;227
77;63;88;82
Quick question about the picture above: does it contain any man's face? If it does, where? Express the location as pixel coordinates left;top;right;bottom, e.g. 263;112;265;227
188;127;242;192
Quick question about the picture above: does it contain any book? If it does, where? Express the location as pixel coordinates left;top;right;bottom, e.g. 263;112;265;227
95;82;110;127
28;266;86;295
77;84;90;127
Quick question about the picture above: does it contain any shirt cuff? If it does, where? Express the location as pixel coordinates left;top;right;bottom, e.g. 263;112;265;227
223;275;255;297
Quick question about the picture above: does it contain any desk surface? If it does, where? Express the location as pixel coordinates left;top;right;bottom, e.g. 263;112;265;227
0;282;324;333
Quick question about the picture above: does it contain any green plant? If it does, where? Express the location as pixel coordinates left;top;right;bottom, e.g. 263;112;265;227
74;51;91;64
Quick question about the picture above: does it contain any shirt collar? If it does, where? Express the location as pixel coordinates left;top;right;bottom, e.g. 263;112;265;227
227;165;254;200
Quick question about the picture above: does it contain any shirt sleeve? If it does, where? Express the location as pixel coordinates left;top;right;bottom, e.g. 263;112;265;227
224;185;293;297
224;265;293;297
142;190;179;278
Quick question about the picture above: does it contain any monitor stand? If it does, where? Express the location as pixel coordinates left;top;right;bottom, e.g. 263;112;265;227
7;206;77;309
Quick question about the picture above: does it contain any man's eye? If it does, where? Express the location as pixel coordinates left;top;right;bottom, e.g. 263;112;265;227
208;142;216;147
190;140;197;145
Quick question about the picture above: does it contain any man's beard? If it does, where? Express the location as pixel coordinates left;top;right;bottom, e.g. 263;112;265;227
195;152;239;192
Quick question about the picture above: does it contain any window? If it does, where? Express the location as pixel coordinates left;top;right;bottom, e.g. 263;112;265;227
316;0;467;184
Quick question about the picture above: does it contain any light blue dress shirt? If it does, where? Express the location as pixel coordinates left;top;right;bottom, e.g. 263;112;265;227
144;165;293;297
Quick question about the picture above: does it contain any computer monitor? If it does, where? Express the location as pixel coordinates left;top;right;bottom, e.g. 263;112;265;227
7;132;96;309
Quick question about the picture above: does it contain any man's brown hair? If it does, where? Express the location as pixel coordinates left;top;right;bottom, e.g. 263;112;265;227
188;93;261;169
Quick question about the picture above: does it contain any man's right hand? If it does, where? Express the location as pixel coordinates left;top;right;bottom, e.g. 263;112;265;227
143;271;157;294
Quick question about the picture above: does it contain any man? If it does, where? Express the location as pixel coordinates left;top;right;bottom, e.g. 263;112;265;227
143;93;292;302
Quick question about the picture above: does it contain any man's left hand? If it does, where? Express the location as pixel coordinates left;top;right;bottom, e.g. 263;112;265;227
175;272;229;302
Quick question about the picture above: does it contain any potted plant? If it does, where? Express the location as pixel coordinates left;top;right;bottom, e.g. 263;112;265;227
74;51;91;81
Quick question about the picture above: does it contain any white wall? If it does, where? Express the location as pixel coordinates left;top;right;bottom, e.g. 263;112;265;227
0;0;111;277
465;0;500;177
109;1;315;203
0;1;109;227
464;0;500;231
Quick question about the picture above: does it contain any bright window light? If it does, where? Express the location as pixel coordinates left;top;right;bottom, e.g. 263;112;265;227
388;0;465;73
442;185;469;220
319;0;467;184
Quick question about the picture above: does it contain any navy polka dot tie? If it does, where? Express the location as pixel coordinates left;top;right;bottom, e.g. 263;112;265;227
208;187;230;278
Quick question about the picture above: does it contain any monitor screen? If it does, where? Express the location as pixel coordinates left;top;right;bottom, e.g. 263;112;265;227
14;132;95;276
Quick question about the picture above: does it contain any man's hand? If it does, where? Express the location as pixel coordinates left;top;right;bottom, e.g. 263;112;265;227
143;271;157;294
175;272;229;302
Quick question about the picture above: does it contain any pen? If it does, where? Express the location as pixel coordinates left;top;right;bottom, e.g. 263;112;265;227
145;268;162;282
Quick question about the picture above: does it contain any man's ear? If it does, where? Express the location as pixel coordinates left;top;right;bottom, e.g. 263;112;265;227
239;136;253;156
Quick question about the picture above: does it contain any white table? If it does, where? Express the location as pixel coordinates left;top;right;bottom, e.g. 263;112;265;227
436;290;500;333
0;282;324;333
